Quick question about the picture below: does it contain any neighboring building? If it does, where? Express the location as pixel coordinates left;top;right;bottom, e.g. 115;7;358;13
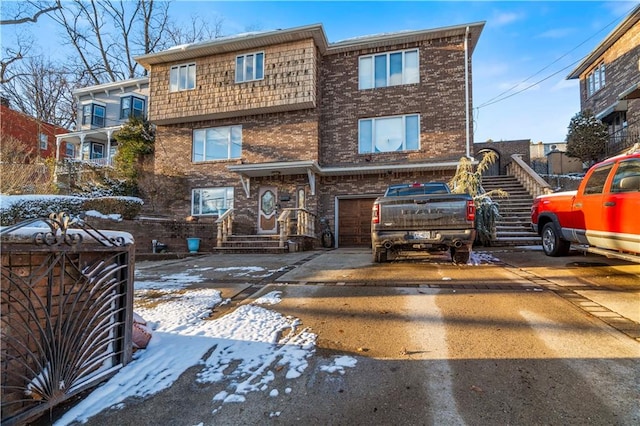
529;141;582;175
134;22;484;247
530;141;568;160
0;102;70;162
567;4;640;156
56;77;149;165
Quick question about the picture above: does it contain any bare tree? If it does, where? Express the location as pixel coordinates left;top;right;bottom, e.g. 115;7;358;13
48;0;172;84
165;14;225;45
0;1;62;84
0;56;75;128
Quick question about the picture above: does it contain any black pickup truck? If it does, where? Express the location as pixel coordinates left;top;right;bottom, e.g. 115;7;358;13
371;182;476;263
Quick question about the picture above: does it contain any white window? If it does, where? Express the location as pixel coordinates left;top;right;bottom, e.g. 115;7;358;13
192;187;234;216
82;104;105;127
120;96;146;119
358;114;420;153
170;63;196;92
235;52;264;83
39;133;48;150
586;63;605;97
193;125;242;162
359;49;419;90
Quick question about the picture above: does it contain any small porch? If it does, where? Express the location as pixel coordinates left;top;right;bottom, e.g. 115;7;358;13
212;207;318;253
55;126;122;167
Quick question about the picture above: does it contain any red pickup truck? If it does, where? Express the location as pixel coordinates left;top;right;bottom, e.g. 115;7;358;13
531;151;640;257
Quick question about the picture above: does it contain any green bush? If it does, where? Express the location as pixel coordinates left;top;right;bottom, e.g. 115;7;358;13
81;197;143;220
0;195;143;226
0;195;85;226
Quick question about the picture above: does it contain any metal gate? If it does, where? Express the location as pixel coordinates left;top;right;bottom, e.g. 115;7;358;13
1;213;134;425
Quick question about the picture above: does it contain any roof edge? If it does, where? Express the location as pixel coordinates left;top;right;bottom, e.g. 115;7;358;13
567;4;640;79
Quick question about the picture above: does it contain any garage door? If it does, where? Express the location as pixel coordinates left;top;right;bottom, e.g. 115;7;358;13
338;198;376;247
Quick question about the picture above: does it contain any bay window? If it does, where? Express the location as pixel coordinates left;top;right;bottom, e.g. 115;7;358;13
82;103;106;127
120;96;146;119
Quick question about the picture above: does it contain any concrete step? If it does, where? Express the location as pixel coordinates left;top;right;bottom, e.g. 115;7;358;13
216;234;289;254
211;246;289;254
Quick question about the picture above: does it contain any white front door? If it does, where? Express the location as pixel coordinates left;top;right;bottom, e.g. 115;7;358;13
258;186;278;234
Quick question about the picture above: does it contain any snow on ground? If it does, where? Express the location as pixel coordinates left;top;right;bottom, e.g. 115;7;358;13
54;281;353;425
469;250;501;265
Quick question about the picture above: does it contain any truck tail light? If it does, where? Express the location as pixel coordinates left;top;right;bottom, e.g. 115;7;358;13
466;200;476;221
372;203;380;224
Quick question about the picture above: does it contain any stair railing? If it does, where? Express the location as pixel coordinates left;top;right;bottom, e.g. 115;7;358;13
507;154;553;198
215;208;234;247
277;208;316;248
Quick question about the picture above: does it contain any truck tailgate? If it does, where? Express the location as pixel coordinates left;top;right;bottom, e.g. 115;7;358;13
376;195;472;230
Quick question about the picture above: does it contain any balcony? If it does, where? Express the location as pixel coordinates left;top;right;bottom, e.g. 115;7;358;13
607;128;639;156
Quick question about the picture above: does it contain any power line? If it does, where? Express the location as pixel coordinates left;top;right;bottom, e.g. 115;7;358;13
476;4;637;110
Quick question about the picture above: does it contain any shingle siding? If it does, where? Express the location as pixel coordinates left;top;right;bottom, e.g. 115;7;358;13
149;40;318;123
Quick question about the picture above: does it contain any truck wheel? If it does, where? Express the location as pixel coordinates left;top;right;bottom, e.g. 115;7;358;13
450;248;470;264
373;248;387;263
541;223;570;257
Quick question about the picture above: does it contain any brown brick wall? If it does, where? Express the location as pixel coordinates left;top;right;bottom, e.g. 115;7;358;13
149;40;318;123
580;23;640;114
320;36;470;167
152;109;320;219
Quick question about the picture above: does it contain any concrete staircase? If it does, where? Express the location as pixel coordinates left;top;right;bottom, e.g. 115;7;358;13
212;235;288;254
481;175;541;246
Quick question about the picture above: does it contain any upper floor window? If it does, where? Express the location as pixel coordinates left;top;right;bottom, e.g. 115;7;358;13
39;133;48;150
586;63;605;97
120;96;146;119
235;52;264;83
359;114;420;154
193;125;242;162
170;63;196;92
82;103;105;127
359;49;419;90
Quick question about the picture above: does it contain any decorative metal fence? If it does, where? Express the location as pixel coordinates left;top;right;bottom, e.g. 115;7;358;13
1;213;134;425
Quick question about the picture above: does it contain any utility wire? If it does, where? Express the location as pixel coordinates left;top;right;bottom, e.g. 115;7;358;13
476;4;637;110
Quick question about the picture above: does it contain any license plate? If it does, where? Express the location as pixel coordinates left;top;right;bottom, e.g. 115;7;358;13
412;231;432;239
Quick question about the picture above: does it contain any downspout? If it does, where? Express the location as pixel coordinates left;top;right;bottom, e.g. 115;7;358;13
464;26;471;159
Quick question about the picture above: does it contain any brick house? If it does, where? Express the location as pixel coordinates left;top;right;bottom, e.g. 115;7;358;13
567;4;640;156
0;102;70;161
134;22;484;247
56;77;150;165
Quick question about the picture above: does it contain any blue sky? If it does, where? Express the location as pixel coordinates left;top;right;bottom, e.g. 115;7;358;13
4;1;639;144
